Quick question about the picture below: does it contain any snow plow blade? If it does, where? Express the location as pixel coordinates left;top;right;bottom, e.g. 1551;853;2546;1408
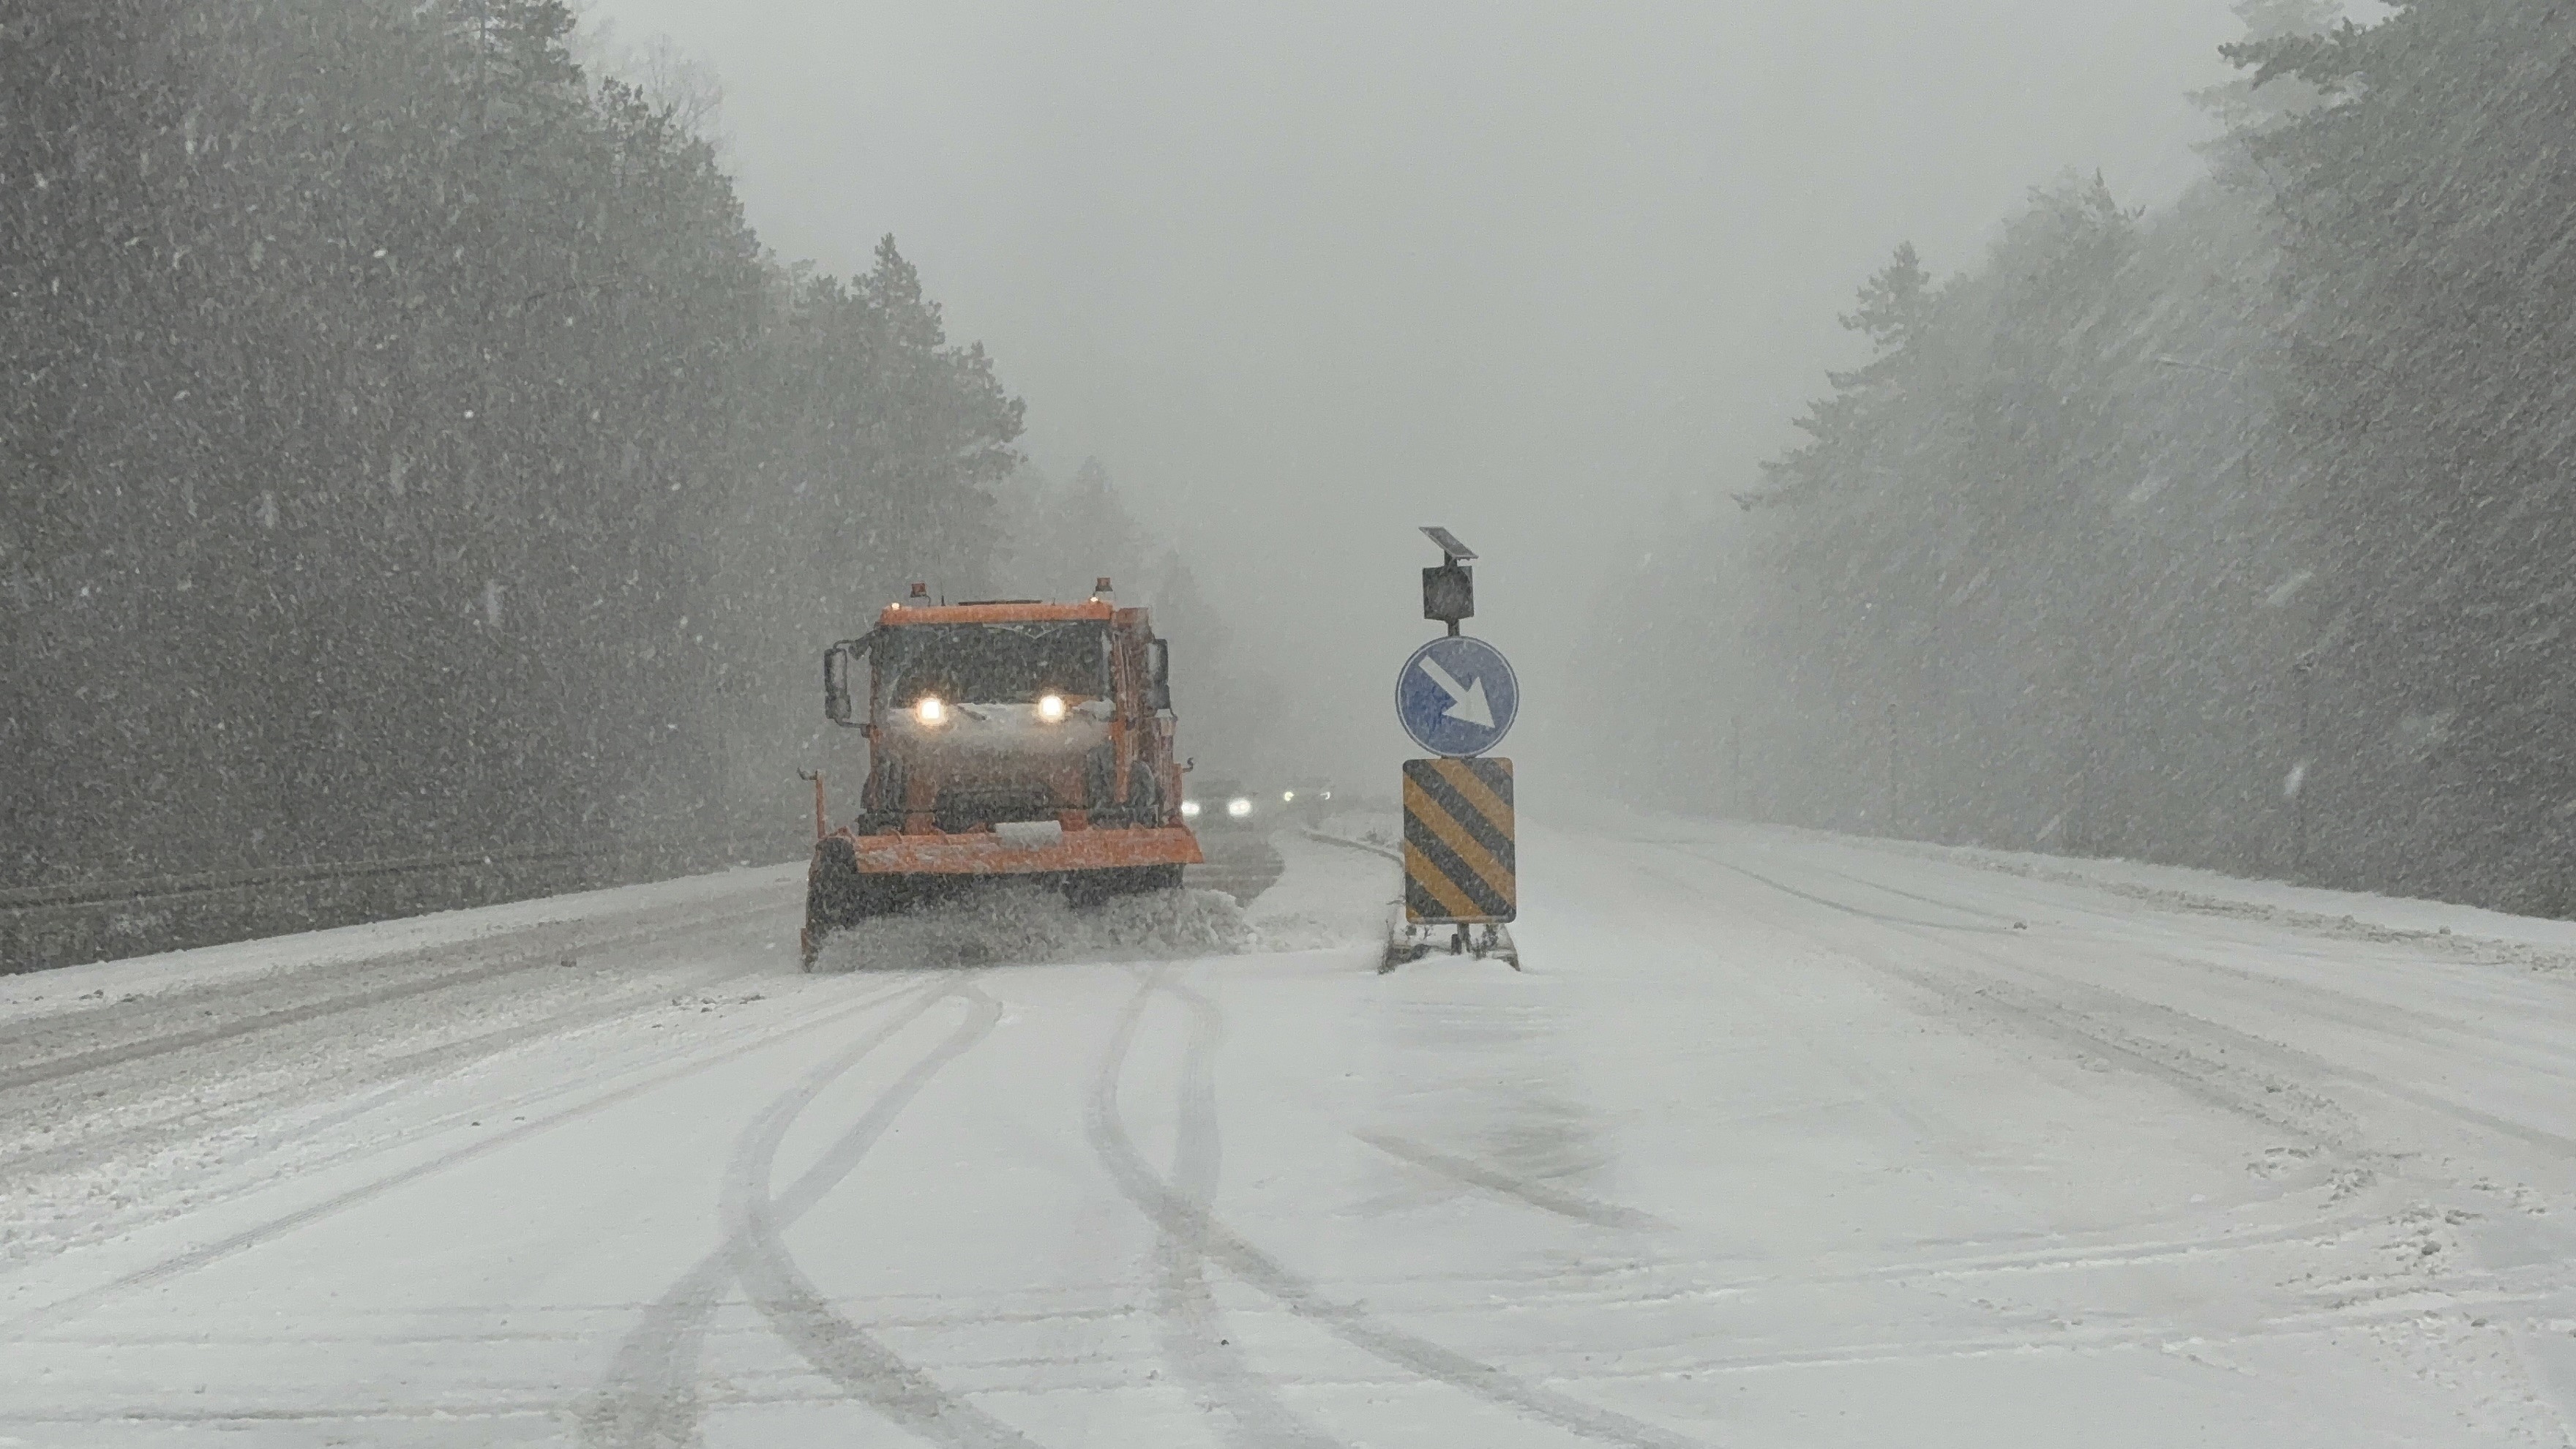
801;825;1202;969
850;824;1201;876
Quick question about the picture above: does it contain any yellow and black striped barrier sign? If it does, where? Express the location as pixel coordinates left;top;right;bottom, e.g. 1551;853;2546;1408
1403;757;1516;924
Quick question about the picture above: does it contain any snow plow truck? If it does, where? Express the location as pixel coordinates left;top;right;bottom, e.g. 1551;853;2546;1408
800;580;1202;967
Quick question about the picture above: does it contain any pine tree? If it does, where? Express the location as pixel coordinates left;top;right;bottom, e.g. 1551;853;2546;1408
0;0;1031;907
2228;0;2576;906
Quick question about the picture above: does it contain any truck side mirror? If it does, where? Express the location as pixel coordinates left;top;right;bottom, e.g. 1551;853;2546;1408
1145;638;1172;712
823;639;867;727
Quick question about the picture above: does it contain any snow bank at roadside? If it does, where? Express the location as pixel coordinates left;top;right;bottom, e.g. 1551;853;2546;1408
1865;834;2576;962
1570;793;2576;965
1312;810;1399;855
3;820;1409;1011
0;863;801;1025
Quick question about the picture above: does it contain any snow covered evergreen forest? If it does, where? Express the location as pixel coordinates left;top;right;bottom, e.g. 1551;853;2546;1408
1590;0;2576;916
0;2;1220;906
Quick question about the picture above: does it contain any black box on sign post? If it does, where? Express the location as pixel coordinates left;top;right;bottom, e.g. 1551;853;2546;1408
1423;563;1474;626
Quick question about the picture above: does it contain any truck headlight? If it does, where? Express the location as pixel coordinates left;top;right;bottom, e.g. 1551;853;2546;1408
1037;693;1066;723
916;696;946;725
1227;797;1252;818
1181;799;1201;818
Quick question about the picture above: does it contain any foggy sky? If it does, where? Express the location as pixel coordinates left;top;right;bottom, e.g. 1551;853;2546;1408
582;0;2244;782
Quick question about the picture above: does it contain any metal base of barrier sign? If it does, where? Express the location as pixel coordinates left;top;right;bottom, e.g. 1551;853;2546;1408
1382;904;1520;973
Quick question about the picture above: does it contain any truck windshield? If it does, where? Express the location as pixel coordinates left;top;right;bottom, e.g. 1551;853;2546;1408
875;621;1111;705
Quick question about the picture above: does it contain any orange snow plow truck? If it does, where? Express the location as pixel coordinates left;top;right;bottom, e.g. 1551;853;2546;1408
800;580;1202;967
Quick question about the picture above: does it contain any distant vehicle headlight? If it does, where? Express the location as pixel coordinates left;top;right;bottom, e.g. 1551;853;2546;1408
1181;799;1202;818
1037;693;1067;723
1227;796;1253;818
916;696;946;725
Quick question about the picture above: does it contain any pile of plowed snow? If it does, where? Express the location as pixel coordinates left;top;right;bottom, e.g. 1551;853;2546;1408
813;884;1255;972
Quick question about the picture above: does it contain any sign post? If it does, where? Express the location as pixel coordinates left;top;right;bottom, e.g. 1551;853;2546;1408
1388;527;1521;972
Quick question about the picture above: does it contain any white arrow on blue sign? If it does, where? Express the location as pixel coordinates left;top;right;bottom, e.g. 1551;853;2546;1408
1397;635;1519;757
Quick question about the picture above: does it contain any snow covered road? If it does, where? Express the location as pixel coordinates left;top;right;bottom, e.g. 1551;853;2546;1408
5;821;2576;1445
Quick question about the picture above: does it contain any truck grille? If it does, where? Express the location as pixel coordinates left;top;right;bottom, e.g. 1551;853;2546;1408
934;786;1060;833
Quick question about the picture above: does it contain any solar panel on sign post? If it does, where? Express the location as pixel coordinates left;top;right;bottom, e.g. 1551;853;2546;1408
1419;526;1478;561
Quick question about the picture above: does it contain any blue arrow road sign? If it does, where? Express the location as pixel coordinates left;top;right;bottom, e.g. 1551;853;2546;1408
1398;635;1519;757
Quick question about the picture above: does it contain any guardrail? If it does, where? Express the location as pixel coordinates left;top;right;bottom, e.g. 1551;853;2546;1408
1;836;793;976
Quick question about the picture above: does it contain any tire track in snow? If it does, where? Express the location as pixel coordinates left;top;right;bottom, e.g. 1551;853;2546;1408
1351;1131;1675;1233
0;955;766;1183
725;986;1033;1448
1467;1279;2576;1382
1620;850;2308;1244
1142;971;1345;1448
1679;844;2576;1432
1707;861;2023;936
1;975;926;1339
1611;850;2389;1263
1087;970;1709;1449
1792;860;2034;926
1791;850;2576;1077
37;1262;2576;1429
582;978;1027;1449
578;974;956;1448
1707;845;2576;1162
1699;856;2364;1154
